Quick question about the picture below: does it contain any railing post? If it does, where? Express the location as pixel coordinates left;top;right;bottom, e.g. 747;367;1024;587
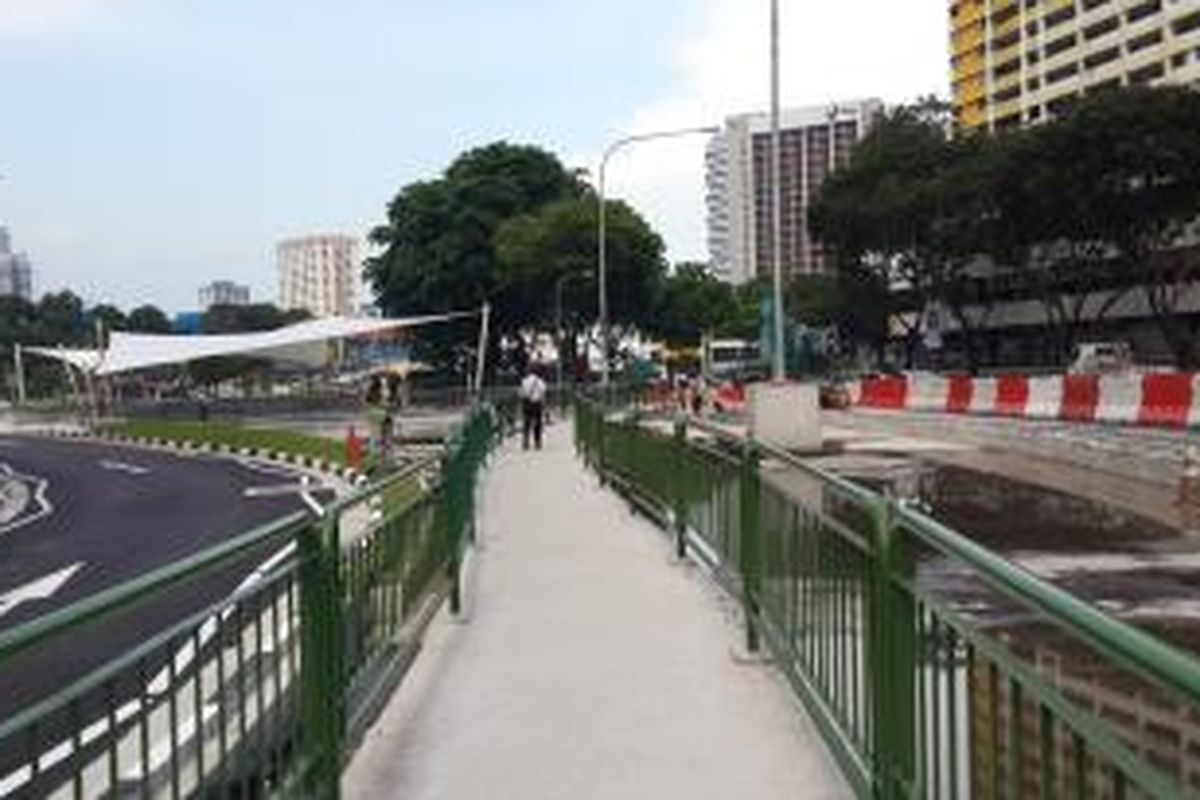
297;515;344;799
596;404;608;487
738;440;762;654
672;416;688;561
867;498;916;799
443;448;463;616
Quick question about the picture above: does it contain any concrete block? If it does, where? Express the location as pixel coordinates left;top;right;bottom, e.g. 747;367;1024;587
749;382;821;451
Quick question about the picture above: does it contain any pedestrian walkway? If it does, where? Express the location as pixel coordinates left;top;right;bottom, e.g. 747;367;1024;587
344;420;851;799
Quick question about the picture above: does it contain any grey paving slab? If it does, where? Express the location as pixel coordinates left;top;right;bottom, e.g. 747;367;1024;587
344;421;852;800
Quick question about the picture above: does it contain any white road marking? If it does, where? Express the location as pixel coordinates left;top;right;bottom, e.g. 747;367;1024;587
0;562;83;619
98;459;151;476
243;483;320;498
0;463;52;537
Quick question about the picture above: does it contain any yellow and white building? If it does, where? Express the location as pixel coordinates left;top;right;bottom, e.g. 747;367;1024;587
951;0;1200;132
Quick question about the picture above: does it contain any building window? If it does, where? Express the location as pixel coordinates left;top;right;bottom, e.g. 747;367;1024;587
1125;0;1161;24
1027;76;1042;91
993;57;1021;79
1126;29;1163;53
1086;76;1122;93
1082;0;1111;9
1045;33;1078;58
1027;105;1043;122
992;30;1021;50
1128;61;1165;83
1171;50;1189;68
1047;62;1081;84
1174;11;1200;36
993;85;1022;103
1083;15;1120;40
1083;46;1121;69
1045;4;1078;29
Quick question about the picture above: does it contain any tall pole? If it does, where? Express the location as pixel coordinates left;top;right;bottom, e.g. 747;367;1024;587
597;125;721;388
13;343;25;407
769;0;787;382
473;301;491;398
555;275;566;397
598;162;609;389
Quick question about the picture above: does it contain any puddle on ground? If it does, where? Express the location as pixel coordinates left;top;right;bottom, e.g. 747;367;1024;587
906;461;1178;551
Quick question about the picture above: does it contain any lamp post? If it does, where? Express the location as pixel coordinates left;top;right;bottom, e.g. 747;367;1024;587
597;125;720;388
768;0;786;382
555;273;568;397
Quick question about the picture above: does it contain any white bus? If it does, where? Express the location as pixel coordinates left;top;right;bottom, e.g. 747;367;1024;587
702;338;761;379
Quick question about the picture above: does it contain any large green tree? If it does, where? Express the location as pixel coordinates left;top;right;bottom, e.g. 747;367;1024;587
127;305;173;334
649;263;742;347
366;142;586;373
495;196;666;373
810;104;994;369
1050;87;1200;367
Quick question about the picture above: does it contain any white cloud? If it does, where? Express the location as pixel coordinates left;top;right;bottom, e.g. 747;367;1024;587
0;0;108;35
598;0;950;265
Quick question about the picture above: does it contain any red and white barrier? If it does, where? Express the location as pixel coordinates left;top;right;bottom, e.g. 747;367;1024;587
854;372;1200;429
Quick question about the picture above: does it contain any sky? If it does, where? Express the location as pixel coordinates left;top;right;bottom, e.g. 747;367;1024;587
0;0;948;313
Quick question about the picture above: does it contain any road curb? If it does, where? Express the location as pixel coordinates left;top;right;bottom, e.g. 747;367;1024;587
29;426;368;487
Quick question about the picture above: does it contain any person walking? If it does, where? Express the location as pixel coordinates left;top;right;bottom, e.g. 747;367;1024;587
519;367;547;450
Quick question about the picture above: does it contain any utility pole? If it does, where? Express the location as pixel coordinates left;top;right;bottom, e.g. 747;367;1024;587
769;0;787;382
473;302;491;398
13;343;25;407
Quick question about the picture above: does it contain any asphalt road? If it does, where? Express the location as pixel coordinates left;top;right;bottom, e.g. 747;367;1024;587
0;435;321;736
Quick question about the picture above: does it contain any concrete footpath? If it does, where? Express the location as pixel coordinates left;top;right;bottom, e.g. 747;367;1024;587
344;422;851;800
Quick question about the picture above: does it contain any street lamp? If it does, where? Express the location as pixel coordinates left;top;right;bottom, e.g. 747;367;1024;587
555;273;568;397
768;0;786;382
597;125;720;388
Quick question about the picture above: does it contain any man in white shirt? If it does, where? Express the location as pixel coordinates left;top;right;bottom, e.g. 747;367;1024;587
519;367;548;450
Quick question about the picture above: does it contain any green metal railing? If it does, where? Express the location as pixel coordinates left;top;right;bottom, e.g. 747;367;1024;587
0;404;500;800
576;396;1200;800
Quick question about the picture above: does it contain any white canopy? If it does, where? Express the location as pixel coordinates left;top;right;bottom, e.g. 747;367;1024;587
24;346;105;373
26;313;466;376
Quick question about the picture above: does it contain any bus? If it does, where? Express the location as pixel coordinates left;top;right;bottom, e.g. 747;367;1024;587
702;338;761;380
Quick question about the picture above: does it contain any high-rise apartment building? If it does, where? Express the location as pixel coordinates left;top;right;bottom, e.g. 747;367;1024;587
0;227;34;301
951;0;1200;132
705;100;883;284
199;280;251;309
277;234;358;317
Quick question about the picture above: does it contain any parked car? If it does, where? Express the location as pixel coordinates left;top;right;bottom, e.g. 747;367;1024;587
1068;341;1133;374
819;381;851;409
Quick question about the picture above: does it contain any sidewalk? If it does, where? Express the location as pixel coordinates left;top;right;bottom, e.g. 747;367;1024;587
344;420;851;799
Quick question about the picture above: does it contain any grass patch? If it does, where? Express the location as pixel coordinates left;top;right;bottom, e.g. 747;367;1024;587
103;420;346;466
382;474;423;516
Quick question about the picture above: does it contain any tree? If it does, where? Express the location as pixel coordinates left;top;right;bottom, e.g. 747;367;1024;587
365;142;586;373
201;303;306;334
35;291;87;346
1054;87;1200;368
85;304;127;344
495;196;666;373
127;305;173;334
810;105;984;368
650;263;740;347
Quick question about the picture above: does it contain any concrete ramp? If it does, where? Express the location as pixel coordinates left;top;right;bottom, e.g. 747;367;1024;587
345;421;851;799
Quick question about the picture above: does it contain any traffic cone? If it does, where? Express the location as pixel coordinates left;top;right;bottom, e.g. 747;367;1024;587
345;425;363;470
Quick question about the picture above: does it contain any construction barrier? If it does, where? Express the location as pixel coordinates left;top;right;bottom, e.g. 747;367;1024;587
859;375;909;409
854;372;1200;429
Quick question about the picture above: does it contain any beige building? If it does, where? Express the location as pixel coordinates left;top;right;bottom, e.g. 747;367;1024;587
951;0;1200;132
277;234;358;317
705;100;883;284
